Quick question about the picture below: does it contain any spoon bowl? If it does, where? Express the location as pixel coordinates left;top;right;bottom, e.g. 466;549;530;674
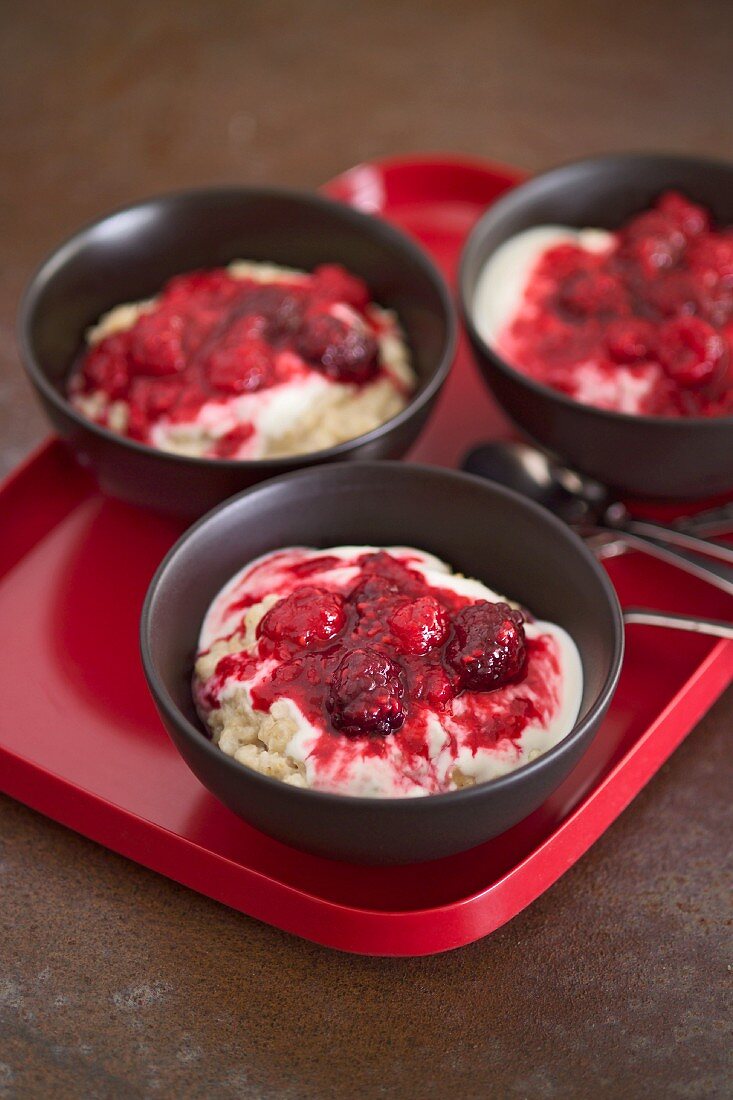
463;441;608;526
464;441;733;596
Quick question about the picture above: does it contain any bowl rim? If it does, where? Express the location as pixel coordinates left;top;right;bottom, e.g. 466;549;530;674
17;184;457;468
140;460;625;811
458;151;733;431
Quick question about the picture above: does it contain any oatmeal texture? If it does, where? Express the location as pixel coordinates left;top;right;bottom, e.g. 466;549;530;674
194;595;308;787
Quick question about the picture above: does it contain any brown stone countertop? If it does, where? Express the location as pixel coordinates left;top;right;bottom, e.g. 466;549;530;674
0;2;731;1096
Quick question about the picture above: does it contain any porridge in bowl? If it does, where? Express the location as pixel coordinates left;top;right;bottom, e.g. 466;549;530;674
69;261;415;459
193;545;582;798
474;191;733;417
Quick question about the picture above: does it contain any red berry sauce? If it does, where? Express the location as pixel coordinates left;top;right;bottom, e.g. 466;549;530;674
497;192;733;417
196;548;570;795
70;264;402;457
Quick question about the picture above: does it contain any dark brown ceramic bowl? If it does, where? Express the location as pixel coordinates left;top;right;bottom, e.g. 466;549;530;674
140;462;623;864
459;153;733;500
18;187;455;518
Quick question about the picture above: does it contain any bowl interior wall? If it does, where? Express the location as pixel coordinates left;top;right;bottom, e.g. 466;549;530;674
27;192;449;397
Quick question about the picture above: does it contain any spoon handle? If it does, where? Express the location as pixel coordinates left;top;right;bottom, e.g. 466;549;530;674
593;527;733;598
623;607;733;639
674;503;733;539
620;518;733;565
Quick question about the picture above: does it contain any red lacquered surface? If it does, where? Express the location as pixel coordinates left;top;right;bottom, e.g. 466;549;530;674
0;156;731;957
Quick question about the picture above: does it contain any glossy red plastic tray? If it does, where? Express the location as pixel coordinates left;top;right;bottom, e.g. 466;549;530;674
1;156;731;957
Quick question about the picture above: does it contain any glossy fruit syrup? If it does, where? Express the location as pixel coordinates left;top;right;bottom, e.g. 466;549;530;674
70;264;388;455
200;550;566;794
501;192;733;417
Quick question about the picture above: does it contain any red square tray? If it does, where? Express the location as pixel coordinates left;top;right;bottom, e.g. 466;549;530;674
1;156;731;956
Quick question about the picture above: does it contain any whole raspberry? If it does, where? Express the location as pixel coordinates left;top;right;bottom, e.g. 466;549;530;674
388;596;448;655
658;316;728;389
445;602;526;692
349;573;400;620
129;307;187;376
258;586;346;653
297;307;378;383
358;551;421;591
206;333;277;394
618;211;686;277
327;648;406;737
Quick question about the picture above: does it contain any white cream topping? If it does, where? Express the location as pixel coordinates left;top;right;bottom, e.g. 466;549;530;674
570;360;661;414
473;225;614;347
149;372;332;458
471;225;667;413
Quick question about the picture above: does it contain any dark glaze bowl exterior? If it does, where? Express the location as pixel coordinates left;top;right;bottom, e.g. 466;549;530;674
459;154;733;500
141;462;623;864
19;188;455;518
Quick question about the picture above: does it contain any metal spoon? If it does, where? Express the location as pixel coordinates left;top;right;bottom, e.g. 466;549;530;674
672;505;733;539
623;607;733;639
463;442;733;598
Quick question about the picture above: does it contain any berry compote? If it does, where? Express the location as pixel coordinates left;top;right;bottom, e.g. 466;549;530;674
69;262;412;459
490;192;733;417
195;547;582;797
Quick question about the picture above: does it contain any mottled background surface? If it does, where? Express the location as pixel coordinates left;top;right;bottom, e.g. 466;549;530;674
1;2;731;1096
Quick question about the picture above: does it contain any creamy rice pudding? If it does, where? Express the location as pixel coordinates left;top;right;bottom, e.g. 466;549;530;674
193;546;582;798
